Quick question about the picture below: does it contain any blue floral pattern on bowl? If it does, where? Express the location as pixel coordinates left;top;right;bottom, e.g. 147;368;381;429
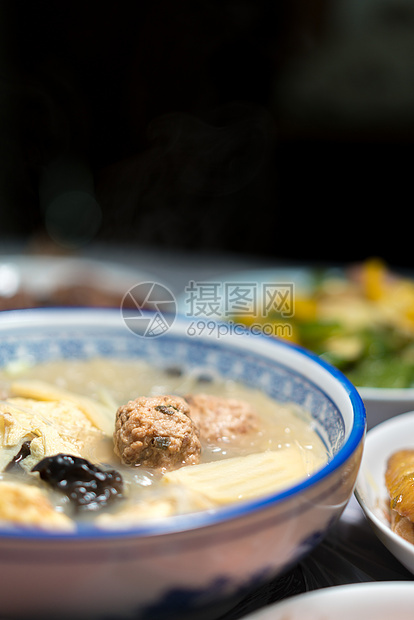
0;324;344;452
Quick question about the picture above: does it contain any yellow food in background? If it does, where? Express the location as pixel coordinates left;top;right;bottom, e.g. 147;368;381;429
232;258;414;388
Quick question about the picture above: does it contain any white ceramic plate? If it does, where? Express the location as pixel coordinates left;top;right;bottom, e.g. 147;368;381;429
355;411;414;574
0;255;159;308
243;582;414;620
178;266;414;429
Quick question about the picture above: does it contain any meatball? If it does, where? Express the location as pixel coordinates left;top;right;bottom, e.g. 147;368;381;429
185;393;259;442
114;395;201;470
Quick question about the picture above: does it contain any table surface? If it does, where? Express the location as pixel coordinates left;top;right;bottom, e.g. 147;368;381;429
1;240;413;618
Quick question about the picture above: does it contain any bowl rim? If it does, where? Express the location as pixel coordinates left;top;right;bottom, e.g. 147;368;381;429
0;308;366;540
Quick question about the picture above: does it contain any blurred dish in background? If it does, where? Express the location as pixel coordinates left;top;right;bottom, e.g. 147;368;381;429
227;258;414;390
178;258;414;428
0;255;156;310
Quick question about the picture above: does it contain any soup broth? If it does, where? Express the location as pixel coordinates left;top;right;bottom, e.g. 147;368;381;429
0;358;330;531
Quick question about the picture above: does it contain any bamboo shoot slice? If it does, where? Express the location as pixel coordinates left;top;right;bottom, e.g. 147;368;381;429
163;448;318;505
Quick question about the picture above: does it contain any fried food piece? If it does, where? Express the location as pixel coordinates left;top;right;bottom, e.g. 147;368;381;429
185;393;259;442
385;449;414;523
385;448;414;543
390;510;414;544
0;481;74;531
114;395;201;470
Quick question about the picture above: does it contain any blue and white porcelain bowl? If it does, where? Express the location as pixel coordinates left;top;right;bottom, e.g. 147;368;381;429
0;309;366;620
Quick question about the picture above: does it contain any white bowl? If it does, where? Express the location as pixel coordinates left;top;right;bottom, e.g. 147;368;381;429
0;254;156;308
0;309;365;620
242;582;414;620
355;410;414;574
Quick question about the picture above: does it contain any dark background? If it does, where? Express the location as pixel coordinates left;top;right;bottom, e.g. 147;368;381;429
1;0;413;268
